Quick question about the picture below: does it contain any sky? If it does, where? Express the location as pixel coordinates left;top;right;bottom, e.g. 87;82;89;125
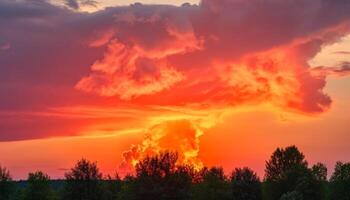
0;0;350;180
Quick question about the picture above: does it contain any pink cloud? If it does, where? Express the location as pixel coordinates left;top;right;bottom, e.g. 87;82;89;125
1;0;350;141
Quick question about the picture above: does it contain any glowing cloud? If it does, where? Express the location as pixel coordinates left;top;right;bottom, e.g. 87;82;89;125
72;0;350;168
121;119;204;169
75;0;350;113
1;0;350;173
76;39;185;99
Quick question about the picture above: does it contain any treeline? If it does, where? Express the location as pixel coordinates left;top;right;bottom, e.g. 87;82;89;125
1;145;350;200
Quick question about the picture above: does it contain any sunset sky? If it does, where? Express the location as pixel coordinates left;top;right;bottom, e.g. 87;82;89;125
1;0;350;180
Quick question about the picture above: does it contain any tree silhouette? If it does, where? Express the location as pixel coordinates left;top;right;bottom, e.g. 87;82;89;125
102;173;122;200
0;165;14;200
1;146;350;200
62;159;104;200
265;146;307;181
329;162;350;200
263;145;324;200
279;191;303;200
311;163;327;181
293;170;325;200
192;167;231;200
231;167;262;200
132;152;192;200
311;163;328;199
23;171;55;200
117;175;137;200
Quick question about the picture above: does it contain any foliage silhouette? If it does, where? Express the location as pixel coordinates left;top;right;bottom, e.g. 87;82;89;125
23;171;56;200
0;165;14;200
2;145;350;200
62;159;104;200
263;145;325;200
329;162;350;200
117;175;137;200
191;167;231;200
132;152;193;200
279;191;303;200
311;163;327;181
102;173;122;200
265;146;308;181
231;167;262;200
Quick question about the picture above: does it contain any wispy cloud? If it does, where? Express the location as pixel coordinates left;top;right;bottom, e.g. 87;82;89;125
333;51;350;55
311;62;350;77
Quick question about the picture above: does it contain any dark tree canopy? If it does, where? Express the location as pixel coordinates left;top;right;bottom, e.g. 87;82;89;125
263;145;325;200
311;163;328;182
23;171;55;200
0;166;11;182
65;159;102;181
117;175;137;200
279;191;303;200
102;173;122;200
131;152;193;200
265;145;308;181
231;167;262;200
0;165;14;200
192;167;231;200
62;159;104;200
329;162;350;200
330;162;350;181
2;146;350;200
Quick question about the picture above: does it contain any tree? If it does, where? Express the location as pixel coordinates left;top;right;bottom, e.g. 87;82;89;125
132;152;193;200
0;165;14;200
62;159;104;200
231;167;262;200
311;163;327;182
310;163;328;199
102;173;122;200
279;191;303;200
23;171;55;200
117;175;137;200
329;162;350;200
265;146;307;181
263;145;323;200
293;170;325;200
192;167;231;200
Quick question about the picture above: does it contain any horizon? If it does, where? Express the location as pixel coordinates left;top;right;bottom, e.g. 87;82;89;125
0;0;350;180
1;145;345;181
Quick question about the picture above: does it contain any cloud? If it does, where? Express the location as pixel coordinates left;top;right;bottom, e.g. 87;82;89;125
1;0;350;144
73;0;350;113
121;119;204;170
80;0;98;8
75;39;188;99
311;62;350;77
64;0;98;10
333;51;350;55
65;0;79;10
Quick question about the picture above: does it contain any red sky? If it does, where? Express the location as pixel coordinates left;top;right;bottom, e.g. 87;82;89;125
0;0;350;179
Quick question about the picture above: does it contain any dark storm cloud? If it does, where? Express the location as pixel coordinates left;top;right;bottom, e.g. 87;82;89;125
65;0;79;10
64;0;98;9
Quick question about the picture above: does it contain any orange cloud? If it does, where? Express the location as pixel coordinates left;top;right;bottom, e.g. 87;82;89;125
121;119;204;170
72;0;350;170
75;1;350;113
77;19;202;99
